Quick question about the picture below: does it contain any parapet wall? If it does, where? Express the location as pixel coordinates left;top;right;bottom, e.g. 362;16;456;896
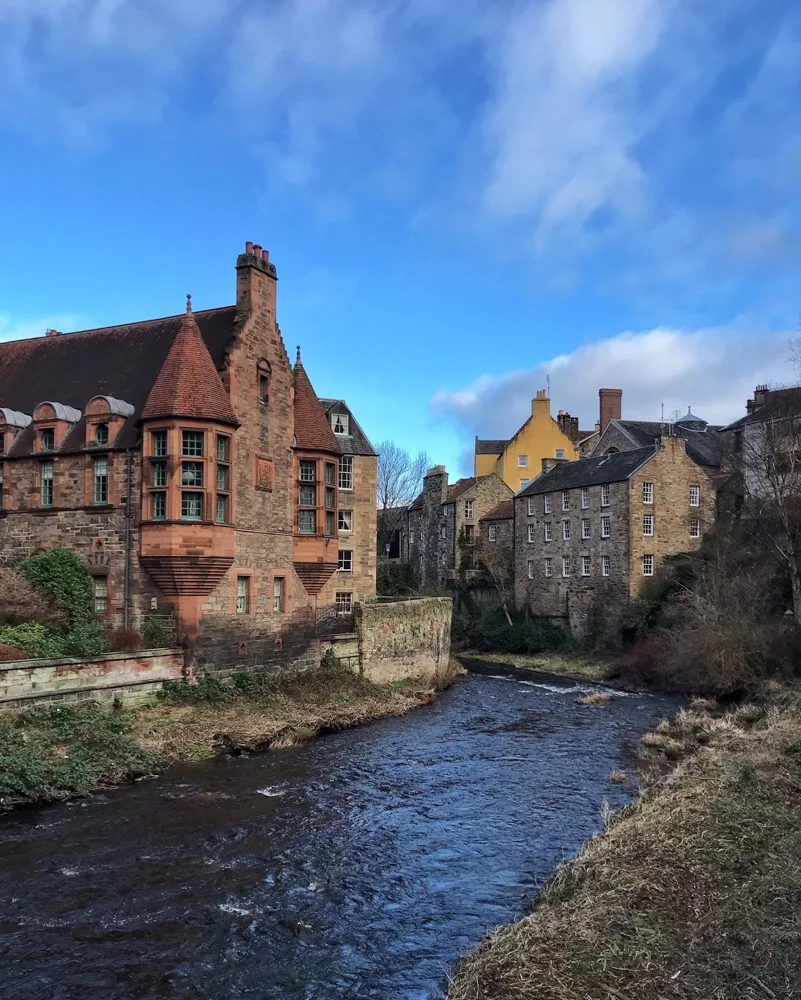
355;597;452;683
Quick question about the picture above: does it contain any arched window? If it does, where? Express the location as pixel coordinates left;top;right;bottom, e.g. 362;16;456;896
257;360;271;405
95;423;109;446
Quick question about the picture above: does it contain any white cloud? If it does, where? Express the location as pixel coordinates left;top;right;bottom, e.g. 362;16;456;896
431;324;795;446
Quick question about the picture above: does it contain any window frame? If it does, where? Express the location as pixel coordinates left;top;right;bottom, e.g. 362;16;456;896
464;499;475;519
298;509;316;534
544;557;553;578
181;491;205;521
602;554;611;577
601;514;611;539
40;459;54;508
562;556;570;578
527;497;536;516
236;575;250;614
601;484;611;507
543;494;552;514
182;430;204;458
95;423;109;447
581;518;590;539
338;549;353;573
543;522;552;542
92;575;108;616
527;559;535;580
151;430;168;457
642;482;654;504
581;555;591;577
517;454;528;468
338;455;354;491
273;576;285;613
643;554;654;576
581;487;590;509
561;490;570;512
338;509;353;533
690;517;701;539
151;491;167;521
689;484;701;507
488;524;497;542
335;591;353;615
92;454;109;505
643;513;654;536
40;428;55;452
562;520;570;540
331;412;349;435
528;524;537;543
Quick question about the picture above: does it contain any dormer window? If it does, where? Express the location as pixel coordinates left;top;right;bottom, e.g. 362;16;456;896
95;423;109;446
40;428;55;451
331;412;349;435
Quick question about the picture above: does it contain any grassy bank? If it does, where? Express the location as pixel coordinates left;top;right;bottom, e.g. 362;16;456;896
0;662;459;809
456;651;608;684
448;690;801;1000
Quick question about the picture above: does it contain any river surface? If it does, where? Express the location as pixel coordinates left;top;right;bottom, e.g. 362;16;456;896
0;673;677;1000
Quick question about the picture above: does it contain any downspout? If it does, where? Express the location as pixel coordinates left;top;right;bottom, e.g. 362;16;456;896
123;448;133;630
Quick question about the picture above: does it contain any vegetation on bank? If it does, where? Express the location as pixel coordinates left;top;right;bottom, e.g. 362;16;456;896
448;690;801;1000
0;657;459;808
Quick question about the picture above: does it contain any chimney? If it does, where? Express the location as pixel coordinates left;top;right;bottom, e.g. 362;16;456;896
557;410;579;442
748;384;770;414
531;388;550;420
45;329;61;338
599;388;622;432
236;239;278;320
424;465;448;503
542;456;569;474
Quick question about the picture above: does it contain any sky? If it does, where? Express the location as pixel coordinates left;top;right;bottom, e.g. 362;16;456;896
0;0;799;475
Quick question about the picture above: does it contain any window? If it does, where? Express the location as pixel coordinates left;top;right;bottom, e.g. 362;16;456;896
464;524;475;544
543;522;552;542
527;498;536;516
93;577;107;615
182;462;203;487
216;436;230;462
216;465;229;491
152;430;167;457
544;495;552;514
642;482;654;504
643;514;654;536
338;550;353;573
527;560;535;579
562;519;571;540
336;591;353;614
273;577;285;612
562;491;570;511
562;556;570;577
555;449;565;459
581;487;589;509
181;492;204;520
544;557;553;577
93;456;108;504
464;500;475;519
299;509;316;534
299;484;317;507
338;509;353;532
326;486;336;509
326;511;335;535
518;455;528;467
528;524;537;543
40;428;55;452
689;485;700;507
182;431;204;457
581;518;590;539
236;576;250;613
258;360;271;405
690;518;701;538
602;554;611;577
331;412;349;435
325;463;335;485
299;459;316;482
40;460;54;507
601;484;611;507
520;479;530;489
215;494;229;523
488;524;497;542
601;515;611;538
152;461;167;487
643;554;654;576
339;455;353;490
582;555;591;577
151;491;167;520
95;423;109;446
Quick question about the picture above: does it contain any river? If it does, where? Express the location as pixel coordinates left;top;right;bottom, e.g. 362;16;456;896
0;672;677;1000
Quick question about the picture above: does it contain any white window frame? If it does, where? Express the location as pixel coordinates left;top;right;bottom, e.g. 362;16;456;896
643;514;654;536
527;497;536;516
643;554;654;576
520;479;530;489
273;576;285;612
562;556;570;578
543;522;552;542
581;518;590;539
93;576;107;615
40;459;54;508
518;454;527;467
335;591;353;614
488;524;497;542
581;555;591;577
562;491;570;512
527;559;535;580
544;557;553;578
543;494;552;514
602;554;611;577
689;484;700;507
690;518;701;538
528;524;537;543
338;455;354;491
93;455;108;505
601;484;611;507
642;482;654;504
338;509;353;533
562;520;570;540
581;487;590;509
236;576;250;614
601;515;611;539
331;412;349;435
555;449;565;459
464;499;475;519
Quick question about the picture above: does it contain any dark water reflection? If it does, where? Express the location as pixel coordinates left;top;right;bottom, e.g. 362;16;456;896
0;674;677;999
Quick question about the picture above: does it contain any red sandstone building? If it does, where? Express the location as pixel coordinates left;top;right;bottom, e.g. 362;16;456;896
0;242;377;668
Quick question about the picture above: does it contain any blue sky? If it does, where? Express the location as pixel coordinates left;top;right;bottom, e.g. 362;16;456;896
1;0;799;474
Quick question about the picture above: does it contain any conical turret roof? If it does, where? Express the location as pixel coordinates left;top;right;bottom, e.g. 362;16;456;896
293;347;340;453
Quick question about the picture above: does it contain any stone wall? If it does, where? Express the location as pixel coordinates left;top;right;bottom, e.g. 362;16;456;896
0;648;185;710
320;452;377;607
355;597;452;683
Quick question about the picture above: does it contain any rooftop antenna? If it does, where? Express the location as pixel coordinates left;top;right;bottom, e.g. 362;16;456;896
546;373;551;398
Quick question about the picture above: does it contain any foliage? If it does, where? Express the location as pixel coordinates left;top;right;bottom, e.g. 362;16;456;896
59;620;108;658
141;614;177;648
0;567;65;629
18;548;95;628
377;560;418;596
453;606;576;656
0;623;66;659
109;628;142;652
0;643;27;662
159;674;234;705
320;646;340;670
0;702;159;804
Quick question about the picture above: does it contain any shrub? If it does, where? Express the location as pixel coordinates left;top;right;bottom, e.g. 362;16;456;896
18;548;95;627
0;623;65;659
141;615;177;648
0;567;65;629
109;628;142;653
159;674;234;705
0;643;27;661
377;560;418;596
59;620;108;658
453;606;575;655
320;646;340;670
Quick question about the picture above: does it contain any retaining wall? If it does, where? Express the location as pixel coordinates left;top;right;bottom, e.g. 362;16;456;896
355;597;452;683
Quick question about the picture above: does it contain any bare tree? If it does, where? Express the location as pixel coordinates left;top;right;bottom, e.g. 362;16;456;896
474;531;514;625
376;440;431;554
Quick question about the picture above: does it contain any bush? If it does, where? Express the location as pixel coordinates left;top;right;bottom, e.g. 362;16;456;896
0;567;65;629
320;646;340;670
0;623;65;659
159;674;234;705
453;606;575;655
0;643;27;662
109;628;142;653
377;560;418;596
18;548;95;627
60;620;108;658
141;615;177;648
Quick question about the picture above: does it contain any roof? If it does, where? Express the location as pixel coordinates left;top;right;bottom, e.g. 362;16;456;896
293;353;341;454
519;447;656;496
447;477;478;501
604;420;723;467
0;305;237;450
480;498;514;521
319;398;377;456
141;303;239;426
676;408;706;425
475;439;509;455
720;386;801;431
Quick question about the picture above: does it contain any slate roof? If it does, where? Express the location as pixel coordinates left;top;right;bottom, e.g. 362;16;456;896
319;398;377;457
475;439;509;455
407;475;484;511
607;421;723;468
720;387;801;431
0;306;237;452
141;304;239;426
480;498;514;521
519;447;656;497
293;355;341;454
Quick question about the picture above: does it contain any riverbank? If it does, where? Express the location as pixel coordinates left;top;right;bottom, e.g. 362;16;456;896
456;651;609;684
0;661;461;810
447;688;801;999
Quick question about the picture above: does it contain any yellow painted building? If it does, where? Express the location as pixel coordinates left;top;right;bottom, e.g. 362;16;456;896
474;390;582;493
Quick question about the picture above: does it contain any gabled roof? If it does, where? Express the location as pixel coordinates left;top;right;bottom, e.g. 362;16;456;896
599;420;723;468
475;439;509;455
141;301;239;426
480;498;514;521
447;477;478;501
720;386;801;431
519;447;656;496
0;305;237;450
293;352;341;454
319;398;377;456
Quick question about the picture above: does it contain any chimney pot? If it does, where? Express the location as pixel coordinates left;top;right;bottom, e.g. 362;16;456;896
261;249;270;262
253;244;262;258
245;241;254;255
45;329;61;338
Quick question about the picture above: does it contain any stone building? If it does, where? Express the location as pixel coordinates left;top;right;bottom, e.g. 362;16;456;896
406;468;513;591
0;241;377;669
477;498;515;593
514;435;718;635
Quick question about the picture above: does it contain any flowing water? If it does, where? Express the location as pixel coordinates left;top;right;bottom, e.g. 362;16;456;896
0;672;677;1000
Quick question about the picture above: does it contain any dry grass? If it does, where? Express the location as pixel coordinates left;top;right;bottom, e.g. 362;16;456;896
608;771;628;784
448;692;801;1000
576;692;612;706
459;652;607;683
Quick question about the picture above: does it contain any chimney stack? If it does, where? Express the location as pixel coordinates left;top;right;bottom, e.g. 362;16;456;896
557;410;579;442
599;388;622;433
45;329;61;338
236;239;278;319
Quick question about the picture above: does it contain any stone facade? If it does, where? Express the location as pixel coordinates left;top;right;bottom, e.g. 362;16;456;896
355;597;452;682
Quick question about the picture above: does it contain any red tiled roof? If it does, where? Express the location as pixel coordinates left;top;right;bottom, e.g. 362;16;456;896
480;498;514;521
293;352;341;454
141;303;239;426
